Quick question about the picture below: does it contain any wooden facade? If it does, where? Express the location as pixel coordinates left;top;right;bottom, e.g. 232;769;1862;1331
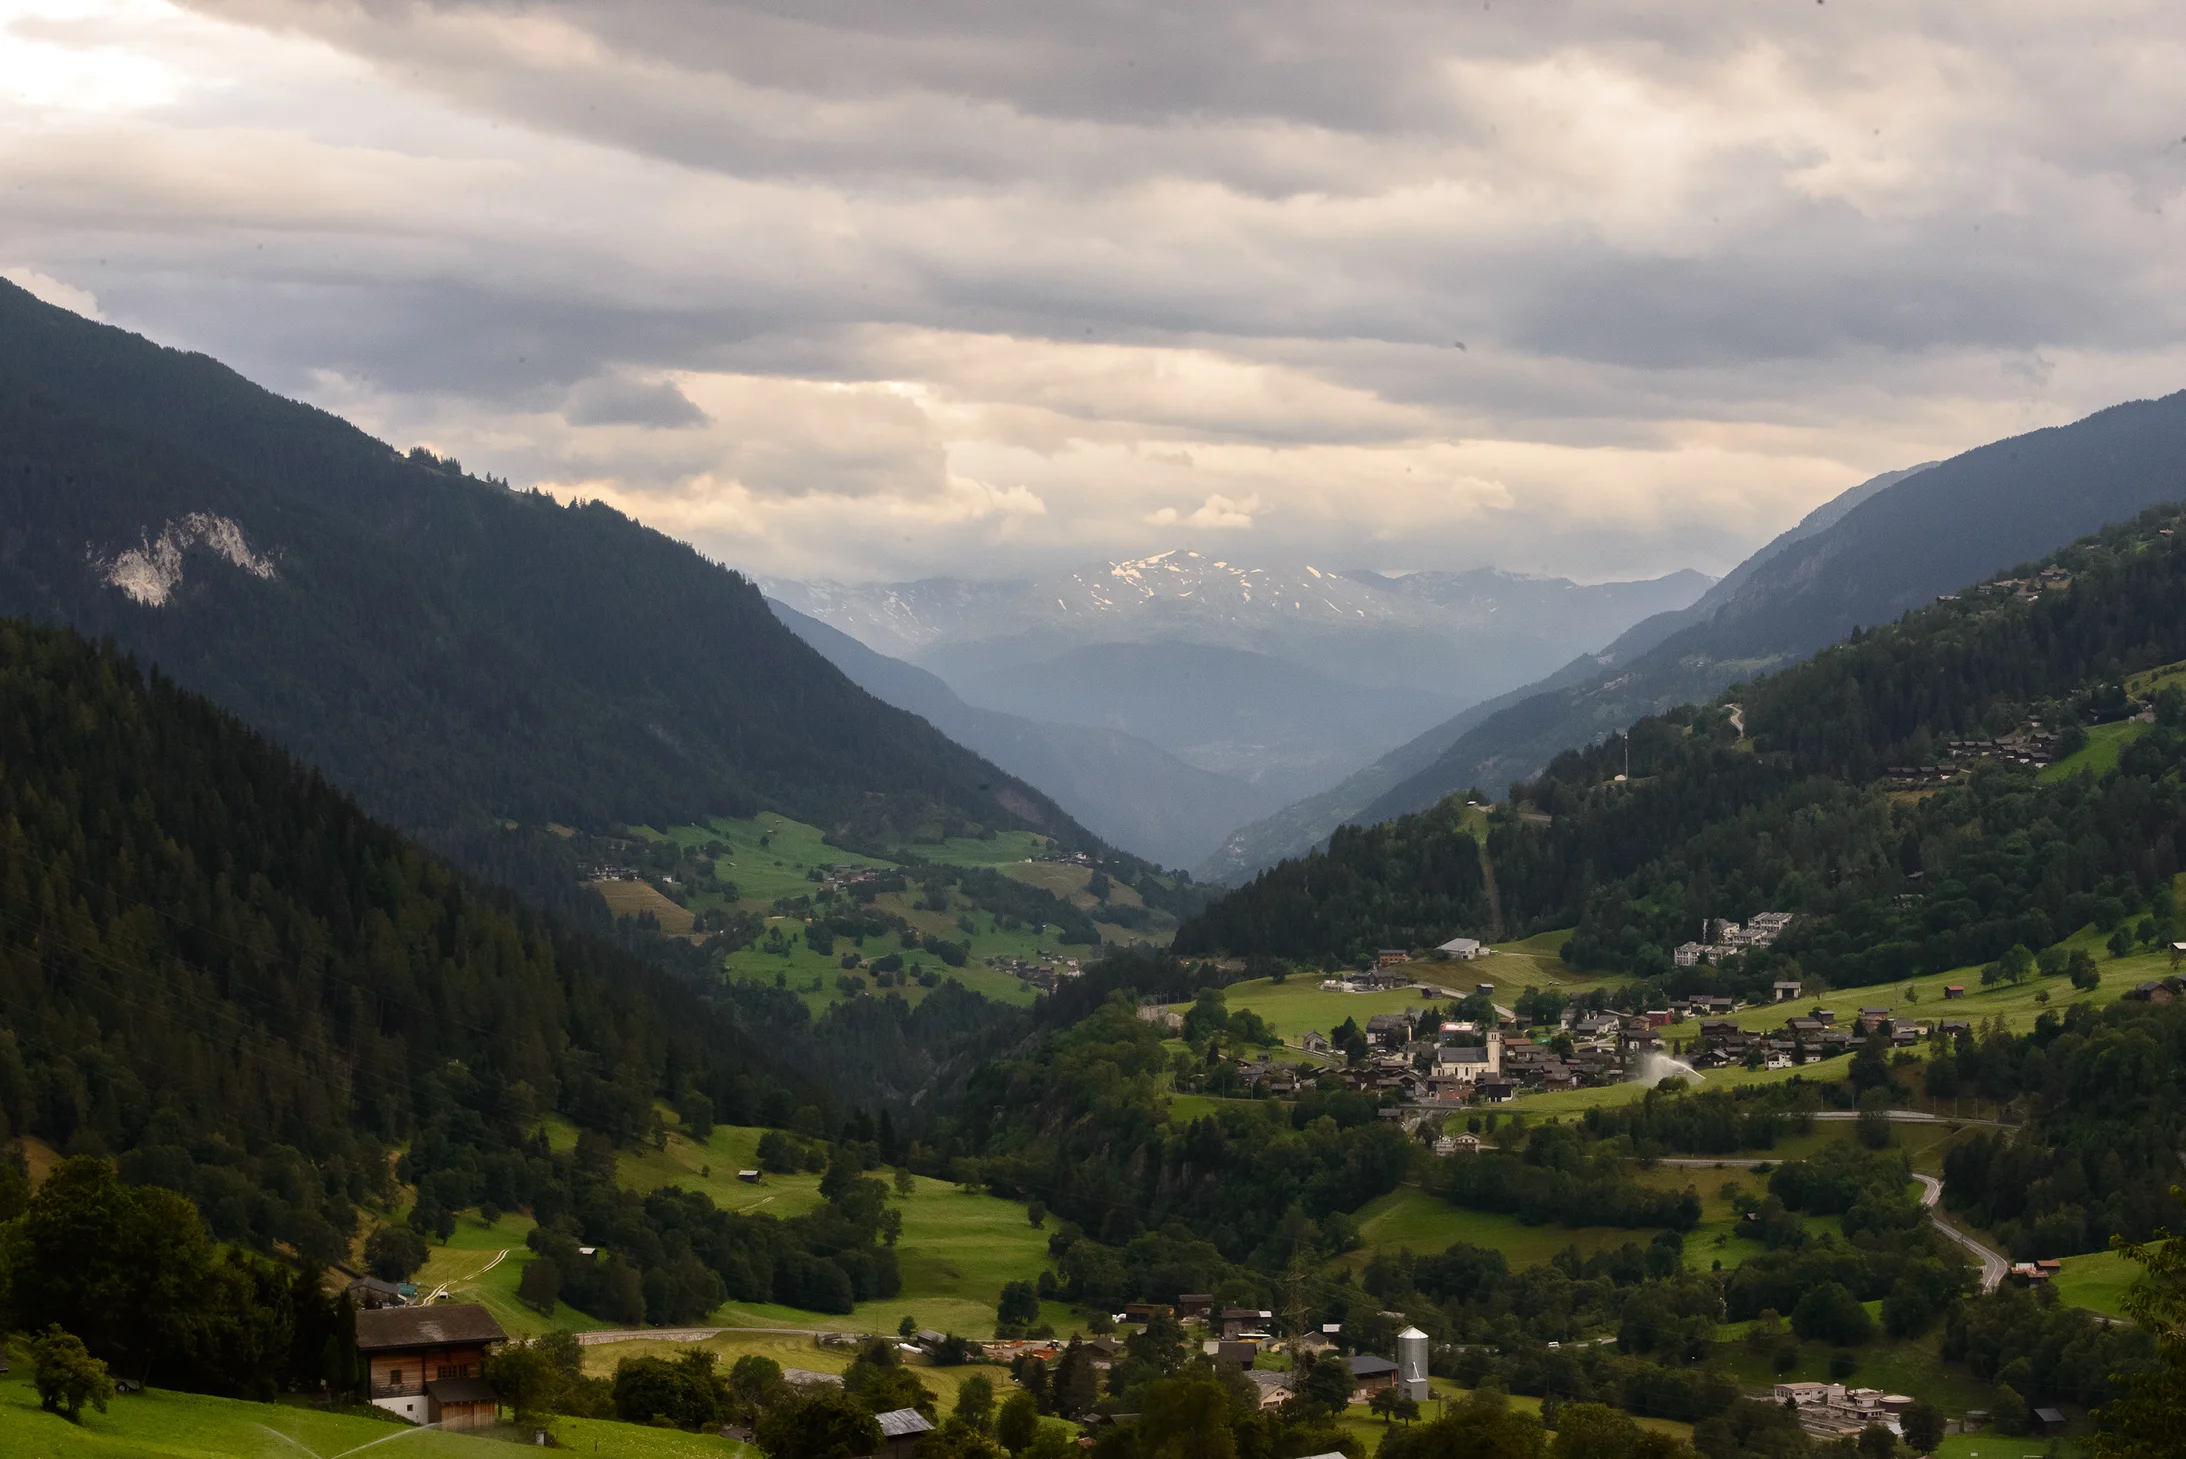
355;1303;507;1430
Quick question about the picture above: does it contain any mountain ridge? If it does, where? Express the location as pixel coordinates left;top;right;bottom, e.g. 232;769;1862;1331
1204;391;2186;881
0;279;1104;881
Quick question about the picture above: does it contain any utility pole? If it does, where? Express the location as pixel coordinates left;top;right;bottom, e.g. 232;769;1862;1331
1283;1258;1310;1369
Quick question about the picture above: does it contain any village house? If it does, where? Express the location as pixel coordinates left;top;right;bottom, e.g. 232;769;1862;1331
357;1303;507;1430
345;1276;414;1309
1244;1370;1294;1409
1365;1012;1415;1050
1771;1383;1908;1440
1218;1307;1274;1339
1772;981;1803;1001
1376;948;1410;968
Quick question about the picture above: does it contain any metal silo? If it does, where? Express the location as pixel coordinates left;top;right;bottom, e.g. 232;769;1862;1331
1397;1325;1429;1402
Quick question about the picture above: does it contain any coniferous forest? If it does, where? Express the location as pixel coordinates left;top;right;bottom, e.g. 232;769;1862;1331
1180;504;2186;990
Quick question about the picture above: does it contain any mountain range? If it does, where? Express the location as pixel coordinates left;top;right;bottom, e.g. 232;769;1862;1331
1202;390;2186;882
769;554;1713;862
0;278;1099;884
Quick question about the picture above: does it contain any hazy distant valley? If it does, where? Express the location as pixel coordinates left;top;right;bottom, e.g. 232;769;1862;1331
769;553;1714;866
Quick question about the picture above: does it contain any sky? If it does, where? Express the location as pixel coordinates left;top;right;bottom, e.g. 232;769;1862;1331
5;1;2186;585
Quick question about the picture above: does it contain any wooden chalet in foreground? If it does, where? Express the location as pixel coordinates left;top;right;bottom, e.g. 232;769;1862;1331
357;1302;507;1429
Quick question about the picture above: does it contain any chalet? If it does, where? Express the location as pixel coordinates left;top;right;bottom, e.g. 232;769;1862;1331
1376;949;1410;969
1572;1012;1619;1039
357;1303;507;1430
1214;1340;1260;1367
1348;1354;1400;1401
1177;1293;1216;1320
876;1408;937;1459
1771;981;1802;1002
1365;1013;1415;1050
1434;1132;1482;1156
737;1170;763;1184
1476;1078;1516;1104
1942;984;1965;999
1121;1303;1170;1324
1218;1307;1273;1339
1244;1370;1294;1409
2031;1406;2067;1436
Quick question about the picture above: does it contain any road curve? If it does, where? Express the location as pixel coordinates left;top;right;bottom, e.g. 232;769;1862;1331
1913;1174;2008;1293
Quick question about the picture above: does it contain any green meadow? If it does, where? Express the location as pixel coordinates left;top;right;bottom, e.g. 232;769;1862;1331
0;1360;512;1459
2052;1245;2157;1320
641;812;1182;1016
420;1120;1060;1340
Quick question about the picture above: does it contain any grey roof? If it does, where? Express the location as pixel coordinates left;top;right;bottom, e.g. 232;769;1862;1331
1348;1355;1399;1376
877;1408;936;1438
1246;1370;1292;1392
355;1303;507;1351
425;1377;497;1406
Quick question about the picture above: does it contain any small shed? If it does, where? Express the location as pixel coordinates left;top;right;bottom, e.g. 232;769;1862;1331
2031;1406;2067;1435
1348;1354;1399;1399
875;1407;937;1459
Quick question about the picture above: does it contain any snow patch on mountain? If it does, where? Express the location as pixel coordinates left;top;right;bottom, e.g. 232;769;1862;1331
94;513;276;606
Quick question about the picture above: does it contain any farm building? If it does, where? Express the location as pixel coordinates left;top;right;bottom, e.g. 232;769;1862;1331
357;1303;506;1429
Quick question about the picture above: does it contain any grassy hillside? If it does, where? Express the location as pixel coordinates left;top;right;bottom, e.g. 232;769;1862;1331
0;1363;517;1459
617;812;1187;1016
412;1121;1063;1340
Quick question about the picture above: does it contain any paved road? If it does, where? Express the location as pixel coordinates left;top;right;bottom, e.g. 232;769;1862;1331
573;1325;876;1346
1805;1108;2014;1127
1913;1174;2008;1293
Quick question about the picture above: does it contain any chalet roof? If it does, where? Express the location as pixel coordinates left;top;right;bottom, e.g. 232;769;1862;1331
1246;1370;1293;1392
355;1303;507;1351
877;1409;937;1439
1348;1355;1399;1376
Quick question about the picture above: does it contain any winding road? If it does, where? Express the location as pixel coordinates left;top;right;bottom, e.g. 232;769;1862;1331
1912;1173;2009;1293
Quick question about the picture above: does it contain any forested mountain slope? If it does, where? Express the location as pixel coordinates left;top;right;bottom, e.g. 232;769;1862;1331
0;280;1091;865
1352;394;2186;829
1192;466;1928;883
1178;503;2186;994
0;617;792;1264
1211;395;2186;884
